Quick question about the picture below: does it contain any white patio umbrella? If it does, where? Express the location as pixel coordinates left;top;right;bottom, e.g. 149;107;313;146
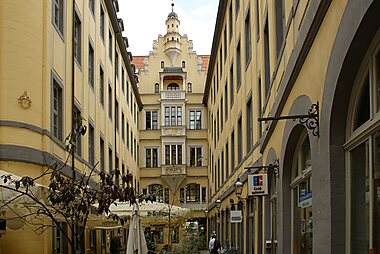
126;203;148;254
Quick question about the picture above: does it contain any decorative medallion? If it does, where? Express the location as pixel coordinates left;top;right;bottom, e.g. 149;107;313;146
18;91;32;109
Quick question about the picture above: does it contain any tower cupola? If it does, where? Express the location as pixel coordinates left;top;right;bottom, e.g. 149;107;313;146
165;3;181;66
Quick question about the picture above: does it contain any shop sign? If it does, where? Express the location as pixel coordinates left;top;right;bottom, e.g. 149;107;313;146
298;191;312;208
248;174;268;196
230;210;242;223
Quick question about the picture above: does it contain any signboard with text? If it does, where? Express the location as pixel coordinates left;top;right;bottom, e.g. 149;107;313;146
248;174;268;196
230;210;242;223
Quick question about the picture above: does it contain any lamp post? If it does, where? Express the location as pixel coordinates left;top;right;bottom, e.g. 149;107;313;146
215;198;221;240
204;209;209;246
233;178;245;253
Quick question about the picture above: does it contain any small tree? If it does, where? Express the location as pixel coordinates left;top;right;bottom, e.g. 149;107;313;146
0;116;141;253
174;222;205;254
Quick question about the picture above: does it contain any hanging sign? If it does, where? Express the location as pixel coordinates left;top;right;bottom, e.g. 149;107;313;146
248;174;268;196
230;210;242;223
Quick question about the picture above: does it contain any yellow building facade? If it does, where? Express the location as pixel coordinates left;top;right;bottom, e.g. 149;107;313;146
205;0;380;253
132;5;210;251
0;0;141;253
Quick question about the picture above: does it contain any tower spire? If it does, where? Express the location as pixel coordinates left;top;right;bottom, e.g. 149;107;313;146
171;1;174;12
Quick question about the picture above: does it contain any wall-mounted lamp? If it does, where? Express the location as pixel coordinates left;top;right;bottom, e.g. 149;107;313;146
215;198;221;212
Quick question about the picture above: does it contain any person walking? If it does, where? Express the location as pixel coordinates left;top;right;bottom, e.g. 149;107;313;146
209;234;216;253
212;238;221;254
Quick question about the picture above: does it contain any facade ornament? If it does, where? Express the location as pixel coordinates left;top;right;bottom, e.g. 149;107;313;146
18;91;32;109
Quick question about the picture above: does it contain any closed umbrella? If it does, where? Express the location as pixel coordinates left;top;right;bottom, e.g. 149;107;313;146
126;203;148;254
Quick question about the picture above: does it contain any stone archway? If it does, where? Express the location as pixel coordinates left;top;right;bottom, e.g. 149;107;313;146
320;0;380;253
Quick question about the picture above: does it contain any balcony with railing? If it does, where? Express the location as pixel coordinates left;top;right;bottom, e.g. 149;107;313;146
161;164;186;175
160;90;185;100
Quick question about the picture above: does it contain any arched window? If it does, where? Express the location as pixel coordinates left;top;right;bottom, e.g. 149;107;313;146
291;130;312;253
167;83;179;90
172;37;174;41
154;83;159;93
160;61;164;68
182;61;186;68
346;34;380;252
147;184;169;203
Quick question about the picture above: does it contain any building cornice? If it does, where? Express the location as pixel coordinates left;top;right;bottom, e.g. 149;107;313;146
104;0;143;110
202;0;228;105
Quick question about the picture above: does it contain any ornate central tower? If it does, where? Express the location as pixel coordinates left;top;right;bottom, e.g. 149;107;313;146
164;3;181;66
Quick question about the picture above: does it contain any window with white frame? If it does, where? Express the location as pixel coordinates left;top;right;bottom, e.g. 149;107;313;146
164;106;182;126
53;0;64;36
165;144;182;165
291;130;312;254
147;184;169;203
52;78;63;141
189;146;202;167
53;222;68;254
145;148;158;168
346;35;380;252
189;110;202;129
179;183;205;204
73;12;81;65
146;110;158;130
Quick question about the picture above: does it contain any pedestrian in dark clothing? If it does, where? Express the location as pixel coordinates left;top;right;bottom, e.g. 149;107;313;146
212;238;221;254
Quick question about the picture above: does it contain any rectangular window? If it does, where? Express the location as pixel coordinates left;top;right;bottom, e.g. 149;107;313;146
231;130;235;171
121;112;125;141
217;110;220;141
202;187;206;203
108;84;112;120
100;137;105;172
100;5;105;40
145;148;158;168
88;123;94;166
73;106;81;156
108;30;113;60
171;227;179;243
238;116;242;163
121;68;125;93
165;106;182;126
224;27;227;62
89;0;94;15
258;76;263;136
225;83;228;120
177;107;182;126
165;145;182;165
229;2;233;42
53;0;64;35
88;43;94;87
245;10;252;66
134;139;137;161
115;100;119;131
126;81;130;103
74;13;81;65
52;79;63;141
275;0;285;59
230;64;234;108
100;66;104;105
108;147;113;175
189;147;202;167
115;51;119;78
220;98;224;131
189;110;202;130
126;123;130;150
53;222;68;254
146;110;158;130
226;142;229;177
264;19;271;98
247;97;253;152
236;0;240;18
237;40;242;89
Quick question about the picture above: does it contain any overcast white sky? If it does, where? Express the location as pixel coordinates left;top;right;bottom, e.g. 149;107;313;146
118;0;219;56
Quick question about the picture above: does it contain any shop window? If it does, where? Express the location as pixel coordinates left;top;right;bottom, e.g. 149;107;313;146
291;131;312;254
